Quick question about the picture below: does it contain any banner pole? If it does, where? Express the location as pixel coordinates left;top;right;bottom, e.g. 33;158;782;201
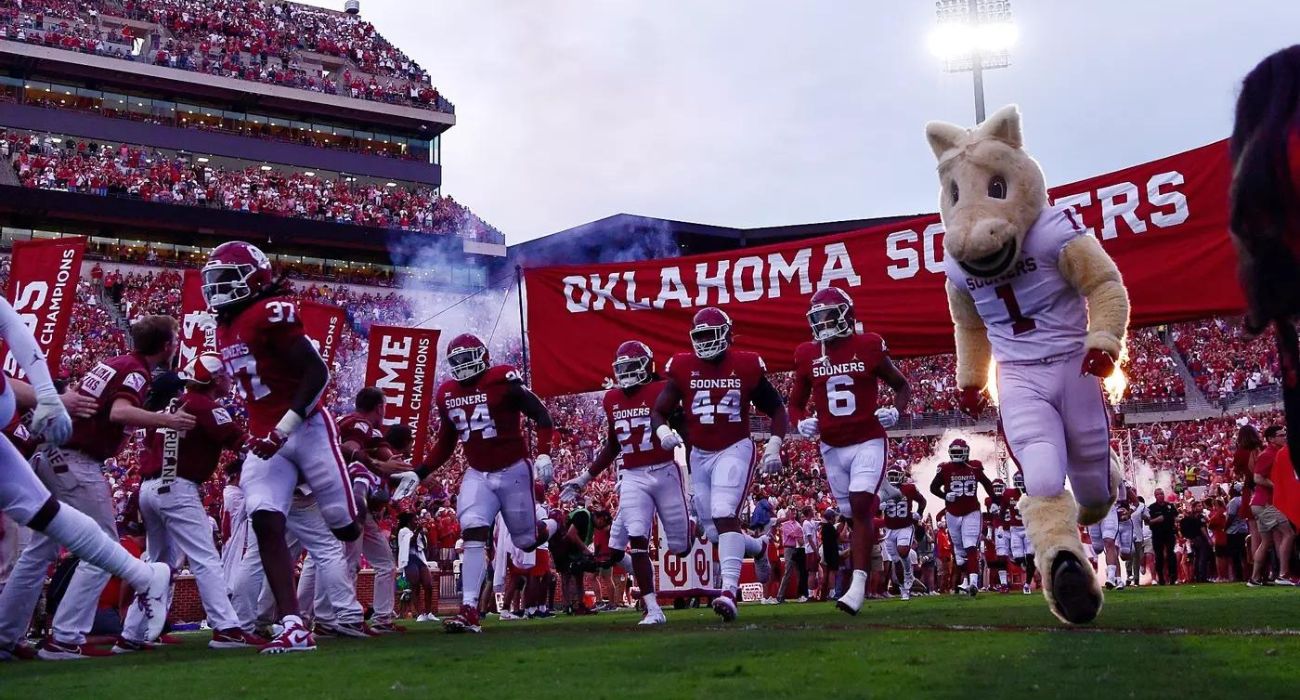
516;264;530;387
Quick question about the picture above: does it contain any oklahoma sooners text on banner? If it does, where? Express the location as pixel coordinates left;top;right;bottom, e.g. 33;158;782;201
177;268;217;371
363;325;440;461
525;140;1241;397
300;300;346;366
2;237;86;380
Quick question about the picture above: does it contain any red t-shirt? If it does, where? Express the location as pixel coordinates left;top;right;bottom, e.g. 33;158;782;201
1251;446;1278;507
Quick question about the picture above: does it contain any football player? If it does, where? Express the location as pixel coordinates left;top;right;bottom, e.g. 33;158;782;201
204;241;362;653
651;307;788;622
0;298;171;661
1085;478;1126;590
1114;484;1136;590
1000;471;1036;594
789;287;912;615
930;439;995;596
408;333;559;634
986;478;1010;592
879;467;926;601
562;341;691;626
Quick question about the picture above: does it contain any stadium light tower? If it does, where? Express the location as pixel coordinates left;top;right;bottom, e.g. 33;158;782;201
928;0;1017;123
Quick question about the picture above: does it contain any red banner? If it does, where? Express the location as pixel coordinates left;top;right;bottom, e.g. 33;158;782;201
2;237;86;380
177;269;216;371
525;140;1242;397
300;300;346;366
364;325;440;462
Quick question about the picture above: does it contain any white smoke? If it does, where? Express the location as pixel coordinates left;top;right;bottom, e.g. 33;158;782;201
1130;457;1173;503
906;428;1002;523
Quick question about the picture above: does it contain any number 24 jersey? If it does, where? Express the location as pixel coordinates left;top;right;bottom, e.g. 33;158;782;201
789;332;890;448
663;350;766;452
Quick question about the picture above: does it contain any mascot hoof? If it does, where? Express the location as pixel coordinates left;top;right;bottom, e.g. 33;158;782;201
1048;551;1103;624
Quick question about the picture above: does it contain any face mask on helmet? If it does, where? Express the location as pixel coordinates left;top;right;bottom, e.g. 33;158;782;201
949;440;970;463
612;354;651;388
887;469;904;487
807;304;851;341
447;344;487;381
1013;473;1025;490
690;324;729;360
992;480;1005;496
201;263;254;309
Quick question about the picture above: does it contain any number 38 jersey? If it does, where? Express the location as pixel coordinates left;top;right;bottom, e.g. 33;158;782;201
942;205;1089;363
789;332;889;448
434;365;528;473
602;380;675;469
217;296;323;435
664;350;766;452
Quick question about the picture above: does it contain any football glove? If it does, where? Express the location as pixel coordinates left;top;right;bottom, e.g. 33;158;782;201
391;471;422;501
945;491;959;503
796;417;819;439
31;389;73;446
655;424;683;451
1080;348;1116;378
761;436;783;475
874;407;900;429
561;471;592;504
957;387;988;418
247;430;287;460
534;454;555;485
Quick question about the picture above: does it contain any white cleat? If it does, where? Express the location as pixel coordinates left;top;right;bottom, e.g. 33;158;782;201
638;610;667;626
835;587;864;616
900;589;911;601
711;591;738;622
1022;583;1032;595
138;562;173;642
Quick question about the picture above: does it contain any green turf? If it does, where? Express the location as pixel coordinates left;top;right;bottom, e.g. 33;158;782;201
2;585;1297;700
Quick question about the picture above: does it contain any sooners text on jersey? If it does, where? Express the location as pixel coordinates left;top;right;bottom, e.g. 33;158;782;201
882;482;921;530
216;296;321;435
937;459;986;517
664;350;765;452
139;391;243;483
435;365;528;472
791;333;889;447
66;353;151;461
603;379;675;469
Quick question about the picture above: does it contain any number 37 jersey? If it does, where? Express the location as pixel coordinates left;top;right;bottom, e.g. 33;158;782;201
664;350;766;452
790;332;889;448
217;296;322;435
942;205;1089;363
435;365;528;473
602;380;675;469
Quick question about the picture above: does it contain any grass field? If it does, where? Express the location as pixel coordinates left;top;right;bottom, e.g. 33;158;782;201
2;585;1297;699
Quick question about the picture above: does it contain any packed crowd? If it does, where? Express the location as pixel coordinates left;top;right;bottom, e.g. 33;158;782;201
0;0;452;113
4;131;505;242
1170;317;1278;403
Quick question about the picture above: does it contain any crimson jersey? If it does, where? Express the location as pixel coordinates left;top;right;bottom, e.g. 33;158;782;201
216;296;322;435
66;353;151;461
789;333;890;447
882;482;922;529
435;365;529;472
664;350;766;452
984;495;1004;529
603;380;675;469
139;391;244;482
934;460;986;517
337;413;389;454
1000;488;1024;527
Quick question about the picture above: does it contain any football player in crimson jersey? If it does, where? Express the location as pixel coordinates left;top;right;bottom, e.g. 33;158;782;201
561;340;691;626
999;471;1036;594
650;307;788;622
204;240;361;654
410;333;559;634
880;467;927;601
985;478;1012;592
789;287;912;615
930;439;995;597
0;299;173;662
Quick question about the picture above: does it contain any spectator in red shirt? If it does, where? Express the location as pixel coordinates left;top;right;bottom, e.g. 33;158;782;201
1248;425;1296;586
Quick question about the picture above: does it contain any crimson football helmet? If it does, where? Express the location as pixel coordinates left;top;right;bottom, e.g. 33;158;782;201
612;340;654;388
949;439;970;463
446;333;489;381
992;478;1006;497
202;241;274;310
1013;471;1025;490
886;467;905;487
690;307;732;360
806;287;855;341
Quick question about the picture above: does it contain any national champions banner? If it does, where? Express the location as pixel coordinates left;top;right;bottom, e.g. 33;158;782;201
364;325;441;462
525;140;1242;397
301;300;347;366
177;269;216;370
2;237;85;380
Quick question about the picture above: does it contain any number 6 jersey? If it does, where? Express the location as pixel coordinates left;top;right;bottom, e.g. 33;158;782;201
663;350;766;452
789;332;889;448
434;365;528;472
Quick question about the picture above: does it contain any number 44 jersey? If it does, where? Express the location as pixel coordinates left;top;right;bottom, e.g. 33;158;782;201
217;296;323;435
434;365;529;472
664;350;767;452
790;332;890;448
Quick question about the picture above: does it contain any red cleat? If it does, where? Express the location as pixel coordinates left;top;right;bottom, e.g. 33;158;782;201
711;590;738;622
210;628;267;649
156;633;184;645
259;615;316;654
37;639;114;660
442;605;482;634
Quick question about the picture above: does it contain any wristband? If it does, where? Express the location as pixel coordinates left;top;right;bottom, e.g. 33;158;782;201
275;411;305;436
535;425;554;457
655;424;674;442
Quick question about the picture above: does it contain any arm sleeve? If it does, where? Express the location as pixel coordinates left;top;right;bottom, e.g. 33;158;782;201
397;528;411;566
0;297;57;396
788;355;812;423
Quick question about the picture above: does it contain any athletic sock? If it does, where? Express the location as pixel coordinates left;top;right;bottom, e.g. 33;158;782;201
1107;564;1118;584
643;591;661;613
967;572;979;589
743;534;766;557
718;531;745;594
903;564;915;592
45;505;153;590
847;569;868;597
998;569;1008;586
461;540;487;607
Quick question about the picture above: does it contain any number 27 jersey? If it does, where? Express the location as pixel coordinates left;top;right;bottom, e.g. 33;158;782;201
603;380;675;469
664;350;765;452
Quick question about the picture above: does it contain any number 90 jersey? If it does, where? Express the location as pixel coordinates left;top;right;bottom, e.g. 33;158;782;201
217;296;321;435
664;350;766;452
935;459;986;517
434;365;528;473
602;380;675;469
790;333;889;448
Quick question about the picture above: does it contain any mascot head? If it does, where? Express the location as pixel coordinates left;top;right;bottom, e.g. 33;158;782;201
926;104;1047;278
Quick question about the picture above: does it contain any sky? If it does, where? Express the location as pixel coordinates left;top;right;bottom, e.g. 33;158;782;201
304;0;1299;243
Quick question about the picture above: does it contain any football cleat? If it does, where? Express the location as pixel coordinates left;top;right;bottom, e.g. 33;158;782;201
135;561;173;643
322;621;375;638
900;589;911;601
311;622;338;638
498;611;522;621
260;615;316;654
367;621;406;634
711;590;738;622
836;587;864;616
1023;582;1033;595
638;609;667;626
0;641;38;661
38;639;113;660
210;628;267;649
110;637;155;654
443;605;482;634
